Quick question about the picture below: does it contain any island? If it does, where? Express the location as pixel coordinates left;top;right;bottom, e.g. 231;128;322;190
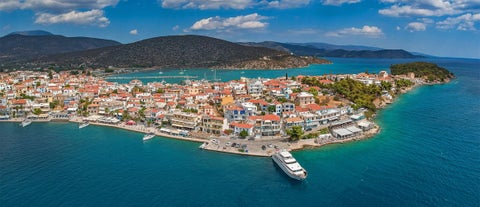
0;62;453;157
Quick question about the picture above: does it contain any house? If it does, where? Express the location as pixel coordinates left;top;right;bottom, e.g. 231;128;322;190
87;104;99;115
300;113;319;130
248;114;282;137
170;112;199;130
230;122;254;136
284;117;304;130
296;92;315;106
282;102;295;113
199;115;228;135
224;106;247;122
247;79;264;97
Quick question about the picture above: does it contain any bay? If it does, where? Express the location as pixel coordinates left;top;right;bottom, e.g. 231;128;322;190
1;57;479;206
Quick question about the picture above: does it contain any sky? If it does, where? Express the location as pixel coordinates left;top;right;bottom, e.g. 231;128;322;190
0;0;479;59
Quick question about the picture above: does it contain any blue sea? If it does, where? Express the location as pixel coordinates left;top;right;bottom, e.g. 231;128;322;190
1;58;479;206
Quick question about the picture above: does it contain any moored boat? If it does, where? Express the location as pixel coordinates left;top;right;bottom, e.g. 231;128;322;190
78;121;90;129
143;132;155;141
20;119;32;127
199;142;208;149
272;150;307;180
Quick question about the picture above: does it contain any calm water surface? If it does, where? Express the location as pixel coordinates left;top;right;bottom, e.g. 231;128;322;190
1;58;479;206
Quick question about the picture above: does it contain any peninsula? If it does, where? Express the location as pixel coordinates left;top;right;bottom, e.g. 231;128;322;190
0;62;453;156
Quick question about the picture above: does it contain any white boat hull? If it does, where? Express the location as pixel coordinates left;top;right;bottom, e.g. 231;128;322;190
143;134;155;141
20;120;32;127
272;153;307;181
79;123;89;129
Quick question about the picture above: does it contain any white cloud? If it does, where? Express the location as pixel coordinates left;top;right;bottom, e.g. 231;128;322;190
159;0;310;9
437;13;480;30
35;9;110;27
405;22;427;31
0;0;118;27
172;25;180;31
379;0;480;17
0;0;119;11
287;28;320;35
129;29;138;35
0;1;22;10
419;18;434;24
396;26;401;30
190;13;268;31
161;0;254;9
322;0;361;6
326;25;384;38
266;0;310;9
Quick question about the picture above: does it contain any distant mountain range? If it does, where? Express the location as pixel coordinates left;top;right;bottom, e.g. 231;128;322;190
0;30;424;70
240;41;423;59
0;31;328;70
0;30;121;63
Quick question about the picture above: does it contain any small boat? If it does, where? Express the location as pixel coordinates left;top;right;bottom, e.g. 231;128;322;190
143;132;155;141
272;150;307;180
78;121;90;129
158;71;164;74
20;118;32;127
199;142;208;149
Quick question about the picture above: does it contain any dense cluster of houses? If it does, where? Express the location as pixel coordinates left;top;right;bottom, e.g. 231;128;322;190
0;69;405;139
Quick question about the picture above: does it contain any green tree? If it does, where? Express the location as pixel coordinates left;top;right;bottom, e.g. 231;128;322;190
380;81;392;91
32;108;42;115
292;88;302;93
308;88;318;96
277;97;287;103
49;100;59;109
122;110;129;121
286;126;304;142
239;130;249;139
267;105;276;113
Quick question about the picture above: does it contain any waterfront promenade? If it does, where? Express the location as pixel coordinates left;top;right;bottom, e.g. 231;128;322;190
2;117;379;157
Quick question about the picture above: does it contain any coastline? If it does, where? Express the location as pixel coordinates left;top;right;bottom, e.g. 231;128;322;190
1;116;381;157
102;62;332;78
0;68;453;158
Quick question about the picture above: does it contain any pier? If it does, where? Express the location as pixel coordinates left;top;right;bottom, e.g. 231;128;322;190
105;75;198;80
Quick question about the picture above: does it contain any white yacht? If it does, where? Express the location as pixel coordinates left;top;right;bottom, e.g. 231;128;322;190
272;150;307;180
143;132;155;141
79;121;90;129
20;118;32;127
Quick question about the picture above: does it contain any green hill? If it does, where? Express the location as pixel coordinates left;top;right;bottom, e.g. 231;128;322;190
390;62;454;82
8;35;328;70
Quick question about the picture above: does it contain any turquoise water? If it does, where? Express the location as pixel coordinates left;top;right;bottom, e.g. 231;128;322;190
106;58;463;84
1;58;479;206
